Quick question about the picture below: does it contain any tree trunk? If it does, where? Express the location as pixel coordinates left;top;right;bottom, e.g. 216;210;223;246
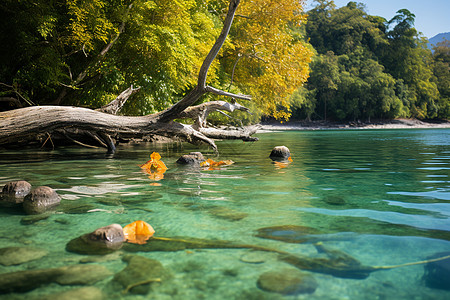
0;0;258;154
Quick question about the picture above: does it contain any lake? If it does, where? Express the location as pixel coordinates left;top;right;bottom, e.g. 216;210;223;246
0;128;449;299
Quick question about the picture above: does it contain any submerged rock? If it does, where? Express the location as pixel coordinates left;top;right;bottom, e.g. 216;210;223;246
324;195;346;206
66;224;125;255
79;252;122;264
240;251;275;264
23;186;61;214
208;206;248;221
20;212;52;225
56;264;113;285
44;286;105;300
0;268;58;293
269;146;291;161
0;181;32;206
176;152;206;166
0;246;48;266
113;255;169;295
257;268;317;295
0;264;111;294
62;203;97;214
423;251;450;291
255;225;320;243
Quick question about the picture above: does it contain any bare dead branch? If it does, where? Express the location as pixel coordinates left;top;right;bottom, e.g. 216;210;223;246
198;0;240;88
63;133;99;149
205;86;251;101
157;0;241;122
228;53;242;89
97;85;141;115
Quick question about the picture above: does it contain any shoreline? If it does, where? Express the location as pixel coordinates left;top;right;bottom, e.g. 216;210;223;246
257;118;450;132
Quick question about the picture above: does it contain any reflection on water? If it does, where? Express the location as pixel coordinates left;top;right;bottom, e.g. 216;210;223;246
0;129;449;299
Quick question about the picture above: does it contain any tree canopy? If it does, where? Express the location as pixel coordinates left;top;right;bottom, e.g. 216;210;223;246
292;0;448;121
0;0;313;121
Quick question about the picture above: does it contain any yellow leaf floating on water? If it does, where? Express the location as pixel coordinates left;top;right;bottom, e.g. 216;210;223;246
140;152;167;181
200;158;234;170
150;152;161;161
123;220;155;245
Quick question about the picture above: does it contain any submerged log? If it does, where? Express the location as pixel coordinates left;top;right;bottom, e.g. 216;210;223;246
123;236;376;279
122;236;450;280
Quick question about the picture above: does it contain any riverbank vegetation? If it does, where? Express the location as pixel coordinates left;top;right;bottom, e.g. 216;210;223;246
0;0;448;150
0;0;312;119
291;0;449;122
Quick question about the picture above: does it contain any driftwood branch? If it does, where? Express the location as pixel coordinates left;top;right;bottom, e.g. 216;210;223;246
205;86;251;100
178;100;250;128
0;106;218;150
96;85;141;115
198;125;260;141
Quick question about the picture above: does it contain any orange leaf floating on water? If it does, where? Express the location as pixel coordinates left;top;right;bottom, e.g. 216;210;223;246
273;157;293;169
150;152;161;161
140;152;168;180
123;220;155;244
200;159;234;170
274;161;289;169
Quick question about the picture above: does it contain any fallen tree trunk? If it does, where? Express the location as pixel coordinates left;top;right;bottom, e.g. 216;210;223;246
0;0;258;153
0;105;217;149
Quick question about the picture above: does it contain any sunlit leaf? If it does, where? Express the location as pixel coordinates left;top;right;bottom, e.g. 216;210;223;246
123;220;155;245
140;152;168;180
200;158;234;170
150;152;162;161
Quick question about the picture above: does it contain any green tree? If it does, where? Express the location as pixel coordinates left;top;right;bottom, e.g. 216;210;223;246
382;9;439;118
301;1;401;121
0;0;313;121
300;1;447;121
432;40;450;118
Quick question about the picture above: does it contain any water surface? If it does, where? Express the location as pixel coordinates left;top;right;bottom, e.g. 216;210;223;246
0;129;449;299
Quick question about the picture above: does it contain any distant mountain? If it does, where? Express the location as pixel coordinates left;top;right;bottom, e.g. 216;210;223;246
428;32;450;50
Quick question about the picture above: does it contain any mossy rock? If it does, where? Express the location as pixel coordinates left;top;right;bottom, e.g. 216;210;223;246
208;206;248;221
43;286;105;300
56;264;113;285
0;180;31;206
66;224;125;255
0;264;111;294
113;255;170;295
257;268;317;295
423;251;450;290
0;246;48;266
23;186;61;215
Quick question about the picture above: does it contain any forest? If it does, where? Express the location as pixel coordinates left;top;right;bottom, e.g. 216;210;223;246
0;0;448;128
291;0;449;122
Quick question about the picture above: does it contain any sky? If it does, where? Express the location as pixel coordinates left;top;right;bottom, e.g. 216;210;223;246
305;0;450;38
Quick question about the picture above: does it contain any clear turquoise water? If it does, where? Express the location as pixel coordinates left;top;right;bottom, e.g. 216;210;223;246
0;128;449;299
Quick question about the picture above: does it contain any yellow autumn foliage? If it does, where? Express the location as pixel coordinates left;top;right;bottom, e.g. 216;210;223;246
224;0;314;119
